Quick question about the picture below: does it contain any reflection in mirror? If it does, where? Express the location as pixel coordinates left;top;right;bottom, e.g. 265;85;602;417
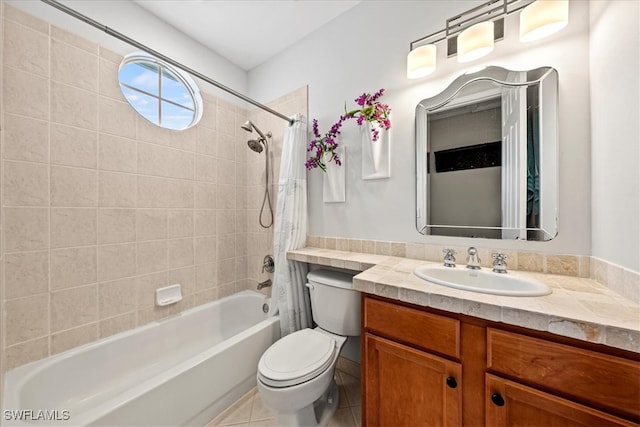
416;66;558;241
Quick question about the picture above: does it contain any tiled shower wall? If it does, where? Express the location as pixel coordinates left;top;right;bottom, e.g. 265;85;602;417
0;4;308;373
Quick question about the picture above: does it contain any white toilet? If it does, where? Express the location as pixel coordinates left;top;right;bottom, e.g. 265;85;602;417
257;269;360;427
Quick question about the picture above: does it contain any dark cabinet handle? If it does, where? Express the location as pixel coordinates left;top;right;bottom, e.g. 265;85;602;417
491;393;505;406
446;376;458;389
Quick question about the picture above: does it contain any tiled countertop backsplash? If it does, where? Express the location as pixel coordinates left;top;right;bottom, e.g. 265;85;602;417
288;244;640;354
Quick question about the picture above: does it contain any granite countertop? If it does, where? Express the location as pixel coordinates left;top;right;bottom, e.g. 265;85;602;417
288;247;640;353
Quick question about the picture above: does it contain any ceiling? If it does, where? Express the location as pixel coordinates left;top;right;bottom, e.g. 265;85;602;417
133;0;361;71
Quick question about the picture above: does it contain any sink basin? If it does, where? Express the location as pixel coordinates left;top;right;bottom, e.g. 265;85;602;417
413;265;552;297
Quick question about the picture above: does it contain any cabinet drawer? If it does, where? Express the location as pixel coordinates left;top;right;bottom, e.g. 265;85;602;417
487;328;640;419
364;297;460;358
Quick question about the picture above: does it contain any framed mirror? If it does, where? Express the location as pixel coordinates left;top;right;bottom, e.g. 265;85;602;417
416;66;558;241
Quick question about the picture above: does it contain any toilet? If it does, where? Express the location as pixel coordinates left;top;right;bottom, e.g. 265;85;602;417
257;269;360;427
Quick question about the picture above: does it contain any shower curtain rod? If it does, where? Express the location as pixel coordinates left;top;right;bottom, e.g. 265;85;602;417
39;0;295;126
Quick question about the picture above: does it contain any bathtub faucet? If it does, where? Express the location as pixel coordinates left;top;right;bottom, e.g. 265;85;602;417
257;279;272;290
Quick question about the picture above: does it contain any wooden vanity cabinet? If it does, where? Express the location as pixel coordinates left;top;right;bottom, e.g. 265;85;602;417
361;295;640;427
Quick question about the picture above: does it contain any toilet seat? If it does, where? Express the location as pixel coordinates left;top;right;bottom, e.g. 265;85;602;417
258;329;337;388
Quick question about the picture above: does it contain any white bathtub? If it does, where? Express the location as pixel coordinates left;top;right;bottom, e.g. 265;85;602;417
2;290;280;426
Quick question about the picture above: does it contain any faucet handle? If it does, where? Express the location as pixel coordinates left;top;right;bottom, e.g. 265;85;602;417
443;248;457;267
492;253;508;273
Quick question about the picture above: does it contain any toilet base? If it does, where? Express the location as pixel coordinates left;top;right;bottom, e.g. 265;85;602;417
273;380;339;427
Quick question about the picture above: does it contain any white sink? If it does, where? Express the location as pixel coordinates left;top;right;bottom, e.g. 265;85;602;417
413;265;552;297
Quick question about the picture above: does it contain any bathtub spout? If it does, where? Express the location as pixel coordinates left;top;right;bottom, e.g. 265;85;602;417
257;279;272;290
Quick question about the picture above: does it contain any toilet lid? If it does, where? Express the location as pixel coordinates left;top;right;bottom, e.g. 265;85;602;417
258;329;336;388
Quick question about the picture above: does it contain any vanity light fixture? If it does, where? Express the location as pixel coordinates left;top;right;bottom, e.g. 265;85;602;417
406;0;569;79
520;0;569;43
407;44;437;79
457;21;495;63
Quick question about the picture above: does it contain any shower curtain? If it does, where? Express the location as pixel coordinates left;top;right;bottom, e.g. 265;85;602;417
271;114;312;335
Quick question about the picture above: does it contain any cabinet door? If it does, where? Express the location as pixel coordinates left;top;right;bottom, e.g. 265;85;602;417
486;374;638;427
364;333;462;427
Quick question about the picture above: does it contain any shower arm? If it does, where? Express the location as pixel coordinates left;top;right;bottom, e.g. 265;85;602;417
39;0;296;127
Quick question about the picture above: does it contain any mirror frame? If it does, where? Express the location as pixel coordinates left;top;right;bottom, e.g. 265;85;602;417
415;66;559;240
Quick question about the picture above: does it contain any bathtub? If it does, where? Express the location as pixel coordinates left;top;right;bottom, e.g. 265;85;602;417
2;290;280;426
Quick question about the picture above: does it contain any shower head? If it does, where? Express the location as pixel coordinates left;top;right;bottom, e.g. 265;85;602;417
240;120;268;141
247;139;264;153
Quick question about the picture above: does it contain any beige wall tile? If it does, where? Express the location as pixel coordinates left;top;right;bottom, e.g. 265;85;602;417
216;104;236;135
51;25;98;54
137;209;168;241
3;114;49;163
99;312;136;338
166;178;194;208
98;208;136;244
217;133;236;161
4;67;49;120
99;57;122;99
218;258;236;285
5;5;49;33
195;236;216;264
51;166;97;207
137;175;168;208
217;159;236;185
217;184;236;210
217;234;236;261
50;124;97;168
51;38;97;92
50;208;97;248
5;251;49;299
4;207;49;252
546;255;579;276
518;252;545;272
99;47;123;64
3;160;49;206
195;209;217;236
137;240;168;274
51;323;98;355
51;82;97;130
51;284;98;332
170;126;197;152
195;288;218;306
50;246;97;290
217;210;236;235
137;116;171;146
196;127;216;156
99;171;137;207
168;238;194;269
168;209;193;238
99;96;137;139
99;277;137;319
98;243;136;281
198;101;217;130
138;142;194;180
5;294;49;346
137;305;172;325
5;337;49;370
4;20;49;76
169;266;196;296
196;262;217;291
136;272;169;309
98;133;137;173
195;155;217;182
195;182;217;209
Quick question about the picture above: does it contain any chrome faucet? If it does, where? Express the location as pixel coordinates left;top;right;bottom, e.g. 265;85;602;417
443;248;457;267
492;253;508;273
466;247;481;270
257;279;272;290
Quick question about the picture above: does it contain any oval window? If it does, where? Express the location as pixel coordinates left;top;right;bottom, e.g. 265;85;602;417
118;53;203;130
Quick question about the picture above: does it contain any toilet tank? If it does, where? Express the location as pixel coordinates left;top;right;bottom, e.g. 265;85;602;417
307;269;361;336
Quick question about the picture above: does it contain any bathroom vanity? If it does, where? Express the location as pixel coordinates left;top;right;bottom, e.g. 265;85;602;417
363;294;639;426
287;247;640;427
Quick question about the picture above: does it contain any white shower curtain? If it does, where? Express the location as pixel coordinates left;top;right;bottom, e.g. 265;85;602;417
271;114;312;335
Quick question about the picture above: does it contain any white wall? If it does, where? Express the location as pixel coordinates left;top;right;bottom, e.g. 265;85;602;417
6;0;249;105
249;1;592;257
589;1;640;272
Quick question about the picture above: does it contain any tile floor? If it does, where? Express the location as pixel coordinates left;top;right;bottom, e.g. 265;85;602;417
206;370;362;427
